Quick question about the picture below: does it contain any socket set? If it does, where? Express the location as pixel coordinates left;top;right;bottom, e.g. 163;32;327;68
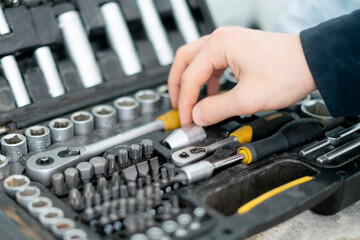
0;1;360;240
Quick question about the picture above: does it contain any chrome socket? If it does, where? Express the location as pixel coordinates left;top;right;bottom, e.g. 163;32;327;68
113;96;140;122
48;118;74;142
51;218;75;239
27;197;53;218
39;207;64;229
25;125;51;151
16;186;41;208
134;89;161;114
63;228;88;240
91;105;117;129
3;174;30;198
0;155;9;180
1;133;28;162
156;84;171;109
70;111;94;135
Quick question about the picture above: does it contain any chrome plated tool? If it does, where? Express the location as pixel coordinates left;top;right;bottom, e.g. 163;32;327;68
26;110;180;186
316;137;360;164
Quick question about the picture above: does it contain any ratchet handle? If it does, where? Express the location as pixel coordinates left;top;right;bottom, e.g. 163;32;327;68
229;112;293;143
239;119;325;164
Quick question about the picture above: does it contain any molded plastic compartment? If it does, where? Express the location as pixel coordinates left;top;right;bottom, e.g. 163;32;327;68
204;160;318;216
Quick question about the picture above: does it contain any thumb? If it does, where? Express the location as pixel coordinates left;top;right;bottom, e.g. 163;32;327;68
192;87;240;126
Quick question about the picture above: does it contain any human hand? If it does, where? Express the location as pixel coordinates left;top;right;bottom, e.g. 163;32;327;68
168;26;317;126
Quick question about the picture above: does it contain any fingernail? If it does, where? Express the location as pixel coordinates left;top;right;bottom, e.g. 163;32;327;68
194;107;208;126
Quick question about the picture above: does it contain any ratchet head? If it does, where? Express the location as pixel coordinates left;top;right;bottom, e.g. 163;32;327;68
171;146;208;167
26;146;86;187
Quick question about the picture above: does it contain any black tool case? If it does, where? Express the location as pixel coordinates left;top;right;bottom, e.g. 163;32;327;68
0;1;359;240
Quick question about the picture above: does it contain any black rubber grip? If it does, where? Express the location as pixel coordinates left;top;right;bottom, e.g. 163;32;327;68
249;112;294;141
244;119;325;163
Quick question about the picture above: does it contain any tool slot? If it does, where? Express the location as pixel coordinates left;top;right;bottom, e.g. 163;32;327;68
204;160;317;216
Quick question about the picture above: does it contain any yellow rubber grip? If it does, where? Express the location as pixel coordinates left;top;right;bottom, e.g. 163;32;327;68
156;110;181;131
229;125;253;143
237;147;253;165
237;176;313;214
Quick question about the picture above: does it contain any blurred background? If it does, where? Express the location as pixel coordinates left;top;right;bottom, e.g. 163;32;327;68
206;0;360;33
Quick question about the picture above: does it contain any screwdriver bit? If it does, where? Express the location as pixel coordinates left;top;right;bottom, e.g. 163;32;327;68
118;148;129;166
111;186;119;200
163;163;176;179
127;182;137;197
171;195;180;215
137;177;144;188
76;162;94;183
146;175;152;186
103;189;111;202
118;198;127;218
109;200;119;222
149;157;160;175
129;144;142;162
64;167;80;189
153;183;162;205
99;202;110;226
137;161;150;177
94;193;102;215
160;167;168;184
51;173;66;196
122;165;138;182
111;172;121;188
90;156;108;178
128;197;136;214
136;189;146;211
97;177;108;194
120;184;128;198
162;201;172;220
140;139;154;158
69;188;84;211
106;154;116;176
83;182;96;201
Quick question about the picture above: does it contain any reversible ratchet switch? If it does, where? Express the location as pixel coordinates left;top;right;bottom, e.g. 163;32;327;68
171;112;294;166
0;6;31;107
173;119;325;184
26;110;180;187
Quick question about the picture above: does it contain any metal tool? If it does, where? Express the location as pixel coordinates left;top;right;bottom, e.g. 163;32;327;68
169;0;200;43
163;123;206;149
316;137;360;164
27;197;53;218
63;228;88;240
76;161;94;183
90;157;107;178
25;125;51;151
26;110;180;186
57;10;103;88
70;111;94;135
299;122;360;157
129;144;142;162
140;139;154;157
135;89;161;114
1;133;28;162
64;167;80;189
113;96;140;122
50;218;76;239
156;84;171;109
0;155;9;180
48;118;74;142
3;175;31;198
16;186;41;208
171;112;294;166
34;46;65;98
38;207;64;229
91;105;117;129
100;2;142;75
136;0;174;66
173;119;324;184
0;6;31;107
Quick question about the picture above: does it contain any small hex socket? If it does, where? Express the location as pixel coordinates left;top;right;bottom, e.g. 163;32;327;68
1;133;28;162
48;118;74;142
63;228;88;240
25;125;51;151
50;218;75;239
70;111;94;135
39;207;64;229
64;167;80;189
0;155;9;180
113;96;140;122
27;197;53;218
156;84;171;109
16;186;41;208
91;105;117;129
3;175;30;198
134;89;161;114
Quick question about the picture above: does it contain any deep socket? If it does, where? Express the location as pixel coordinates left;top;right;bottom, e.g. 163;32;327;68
0;155;9;180
16;186;41;208
50;218;75;239
25;126;51;151
27;197;53;218
1;133;28;162
70;111;94;135
113;96;140;122
92;105;117;129
48;118;74;142
38;207;64;229
135;89;161;114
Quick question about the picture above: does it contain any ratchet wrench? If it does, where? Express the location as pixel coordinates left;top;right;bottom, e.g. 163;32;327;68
171;112;294;166
26;110;180;186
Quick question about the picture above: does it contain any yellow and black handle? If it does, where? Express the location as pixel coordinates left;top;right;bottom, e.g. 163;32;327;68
229;112;294;144
238;118;325;165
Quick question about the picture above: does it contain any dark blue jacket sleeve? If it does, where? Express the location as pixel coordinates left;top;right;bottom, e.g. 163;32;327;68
300;9;360;117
